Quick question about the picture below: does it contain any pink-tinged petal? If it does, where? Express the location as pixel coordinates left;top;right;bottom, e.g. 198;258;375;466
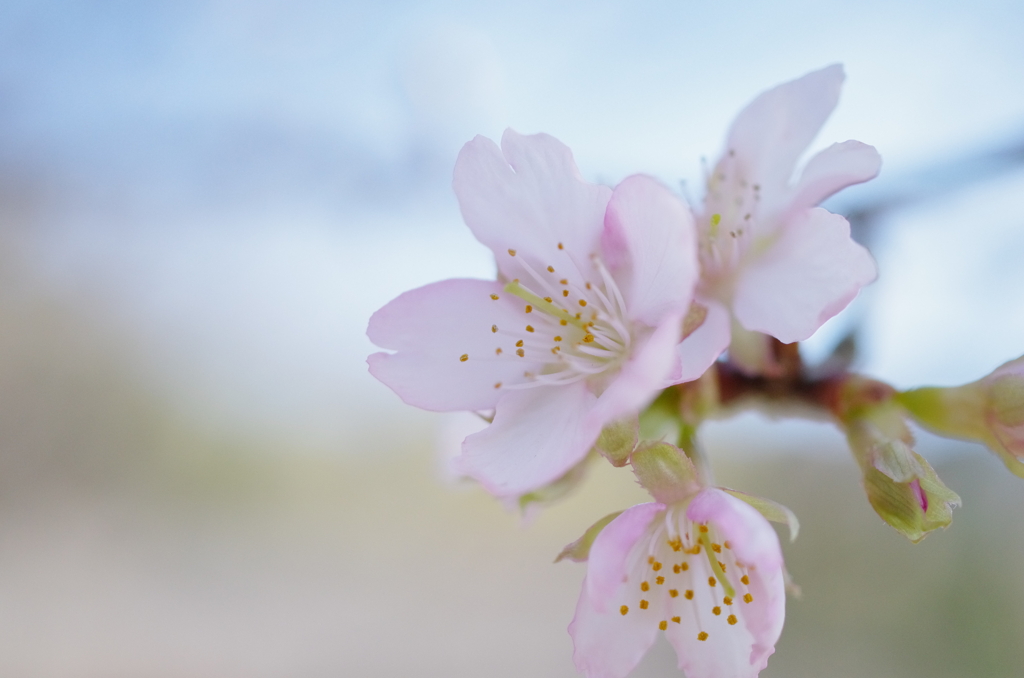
602;175;699;326
725;64;845;198
570;577;661;678
585;503;664;607
732;208;877;343
677;301;731;383
590;314;686;427
457;381;600;496
787;140;882;214
367;278;546;411
453;130;611;282
685;489;786;673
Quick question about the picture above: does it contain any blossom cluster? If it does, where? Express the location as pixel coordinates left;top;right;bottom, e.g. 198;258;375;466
366;65;1024;678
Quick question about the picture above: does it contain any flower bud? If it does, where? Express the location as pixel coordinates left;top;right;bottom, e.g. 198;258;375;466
844;401;960;543
899;355;1024;478
592;418;639;468
629;442;701;504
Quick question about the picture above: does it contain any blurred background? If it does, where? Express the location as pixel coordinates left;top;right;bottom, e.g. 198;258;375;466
1;1;1023;676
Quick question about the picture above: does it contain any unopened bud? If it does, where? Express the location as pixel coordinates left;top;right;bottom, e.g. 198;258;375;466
900;355;1024;478
630;442;700;504
593;418;638;467
845;404;960;543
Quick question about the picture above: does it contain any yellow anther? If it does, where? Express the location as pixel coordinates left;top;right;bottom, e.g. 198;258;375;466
698;632;709;641
668;538;682;552
673;565;681;574
711;214;721;226
547;266;555;273
669;589;679;598
685;590;694;600
641;581;650;592
562;290;570;297
575;313;581;319
554;336;562;342
652;562;662;572
557;242;564;250
719;562;727;572
560;279;568;285
495;348;503;355
723;596;733;606
728;614;737;625
724;541;732;549
515;340;524;347
494;382;501;389
681;562;690;571
460;354;468;362
699;525;709;533
551;348;559;354
672;616;681;624
526;325;535;332
708;577;716;587
583;334;595;342
585;282;592;289
525;305;533;313
508;248;517;256
659;621;667;631
712;543;721;553
743;593;753;604
686;545;701;555
578;299;587;307
656;576;664;585
639;600;649;610
544;297;553;303
712;606;721;616
648;556;655;564
490;293;499;300
620;605;629;616
560;319;568;326
741;575;750;586
516;349;525;357
492;325;498;333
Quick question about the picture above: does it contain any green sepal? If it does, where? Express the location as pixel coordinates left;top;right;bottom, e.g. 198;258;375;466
721;488;800;542
593;418;639;467
630;442;700;504
555;511;623;563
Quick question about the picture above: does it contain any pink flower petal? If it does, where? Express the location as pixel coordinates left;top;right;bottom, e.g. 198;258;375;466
732;208;877;343
585;503;665;606
453;129;611;284
590;313;686;426
725;64;845;202
786;140;882;215
685;489;785;674
601;174;699;326
367;278;547;411
570;577;662;678
677;301;731;383
457;381;600;497
570;503;665;678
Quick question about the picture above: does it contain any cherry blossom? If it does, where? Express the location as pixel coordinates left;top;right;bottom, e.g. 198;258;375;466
679;64;880;377
569;488;786;678
368;130;698;497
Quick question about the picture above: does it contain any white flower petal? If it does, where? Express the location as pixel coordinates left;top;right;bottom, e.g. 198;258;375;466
733;208;877;343
453;129;611;284
602;174;698;326
457;381;600;496
368;278;548;411
725;64;845;200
